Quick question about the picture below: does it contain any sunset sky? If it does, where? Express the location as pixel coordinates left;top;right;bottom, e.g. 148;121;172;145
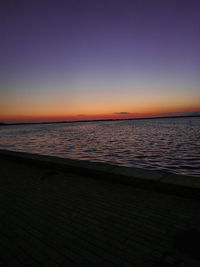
1;0;200;122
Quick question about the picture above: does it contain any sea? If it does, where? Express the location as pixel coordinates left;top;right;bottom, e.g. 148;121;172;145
0;117;200;177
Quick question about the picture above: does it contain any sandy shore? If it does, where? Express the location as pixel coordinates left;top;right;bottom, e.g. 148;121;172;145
0;150;200;266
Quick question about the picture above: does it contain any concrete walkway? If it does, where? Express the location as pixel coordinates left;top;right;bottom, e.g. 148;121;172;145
0;155;200;266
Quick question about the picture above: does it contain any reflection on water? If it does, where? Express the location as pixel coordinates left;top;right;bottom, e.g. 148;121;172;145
0;117;200;176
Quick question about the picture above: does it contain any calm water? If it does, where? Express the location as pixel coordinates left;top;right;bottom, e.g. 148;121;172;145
0;117;200;176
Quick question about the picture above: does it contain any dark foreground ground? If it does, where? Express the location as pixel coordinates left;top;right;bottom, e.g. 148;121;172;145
0;157;200;266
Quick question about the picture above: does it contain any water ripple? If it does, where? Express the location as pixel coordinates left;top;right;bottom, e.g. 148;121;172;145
0;117;200;176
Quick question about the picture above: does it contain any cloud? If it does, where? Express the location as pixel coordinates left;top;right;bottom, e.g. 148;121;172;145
114;112;133;115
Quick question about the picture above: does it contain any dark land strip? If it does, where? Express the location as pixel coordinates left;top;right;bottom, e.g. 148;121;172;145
0;115;199;127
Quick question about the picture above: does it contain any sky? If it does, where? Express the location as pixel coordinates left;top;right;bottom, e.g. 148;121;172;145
0;0;200;122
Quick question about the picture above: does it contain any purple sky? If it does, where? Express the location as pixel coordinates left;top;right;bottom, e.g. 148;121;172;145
1;0;200;121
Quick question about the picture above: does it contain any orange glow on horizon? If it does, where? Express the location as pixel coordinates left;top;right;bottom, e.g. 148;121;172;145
1;105;200;123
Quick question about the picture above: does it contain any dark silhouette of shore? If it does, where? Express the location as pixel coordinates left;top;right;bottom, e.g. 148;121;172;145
0;150;200;266
0;115;199;127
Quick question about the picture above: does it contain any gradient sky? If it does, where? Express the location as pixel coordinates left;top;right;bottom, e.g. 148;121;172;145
1;0;200;122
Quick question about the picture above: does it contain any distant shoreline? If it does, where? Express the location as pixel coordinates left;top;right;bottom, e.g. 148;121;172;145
0;115;200;127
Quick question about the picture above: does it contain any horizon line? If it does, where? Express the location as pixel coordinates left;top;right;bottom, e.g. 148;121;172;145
1;114;200;127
